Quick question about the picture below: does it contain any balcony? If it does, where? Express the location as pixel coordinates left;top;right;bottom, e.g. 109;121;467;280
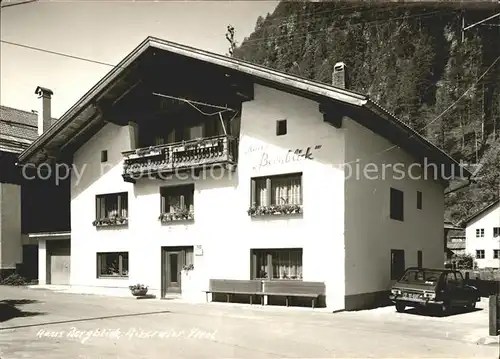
122;135;237;183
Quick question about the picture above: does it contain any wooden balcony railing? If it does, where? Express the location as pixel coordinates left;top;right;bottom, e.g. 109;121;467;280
121;135;237;183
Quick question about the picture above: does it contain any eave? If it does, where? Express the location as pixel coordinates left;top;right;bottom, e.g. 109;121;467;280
17;36;472;183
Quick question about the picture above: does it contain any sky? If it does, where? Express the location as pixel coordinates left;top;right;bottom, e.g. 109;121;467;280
0;0;278;117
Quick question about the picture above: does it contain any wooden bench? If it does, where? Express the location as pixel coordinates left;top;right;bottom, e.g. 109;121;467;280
205;279;263;305
262;280;326;308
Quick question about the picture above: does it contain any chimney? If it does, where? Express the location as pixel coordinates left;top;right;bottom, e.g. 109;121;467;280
35;86;53;136
332;62;347;89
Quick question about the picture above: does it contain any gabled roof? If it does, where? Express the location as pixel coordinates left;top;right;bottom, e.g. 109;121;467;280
461;199;500;226
17;36;472;180
0;105;59;153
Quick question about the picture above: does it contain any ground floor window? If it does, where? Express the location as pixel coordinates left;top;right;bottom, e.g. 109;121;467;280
251;248;303;280
390;249;405;280
97;252;129;278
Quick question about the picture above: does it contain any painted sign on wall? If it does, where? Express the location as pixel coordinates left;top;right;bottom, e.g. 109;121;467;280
245;144;323;170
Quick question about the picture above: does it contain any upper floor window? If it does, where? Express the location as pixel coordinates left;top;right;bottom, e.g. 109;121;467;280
390;188;404;221
248;173;302;216
276;119;287;136
159;184;194;222
251;173;302;207
416;191;422;210
475;250;485;259
93;192;128;227
493;249;500;259
97;252;128;278
476;228;484;238
493;227;500;238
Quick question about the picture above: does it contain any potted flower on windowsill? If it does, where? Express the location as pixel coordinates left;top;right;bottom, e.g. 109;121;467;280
92;215;129;227
247;204;303;217
158;208;194;223
129;283;148;296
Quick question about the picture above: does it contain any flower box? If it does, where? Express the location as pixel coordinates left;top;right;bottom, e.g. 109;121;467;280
247;204;303;217
158;210;194;223
92;216;128;227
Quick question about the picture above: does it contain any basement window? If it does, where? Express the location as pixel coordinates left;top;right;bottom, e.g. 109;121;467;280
101;150;108;163
276;119;287;136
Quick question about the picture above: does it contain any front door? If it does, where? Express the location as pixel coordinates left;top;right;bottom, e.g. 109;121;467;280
162;249;183;296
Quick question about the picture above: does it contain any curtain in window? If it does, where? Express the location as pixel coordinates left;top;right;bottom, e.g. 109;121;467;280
272;177;301;205
255;180;267;206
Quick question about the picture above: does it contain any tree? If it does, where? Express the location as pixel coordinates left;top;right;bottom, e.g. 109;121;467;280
225;25;237;57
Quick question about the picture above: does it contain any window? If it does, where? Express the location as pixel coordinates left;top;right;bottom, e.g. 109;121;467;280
476;250;485;259
97;252;128;278
390;249;405;280
390;188;404;221
476;228;484;238
276;119;287;136
96;192;128;219
251;173;302;207
494;227;500;237
416;191;422;210
251;248;302;280
100;150;108;163
160;184;194;213
493;250;500;259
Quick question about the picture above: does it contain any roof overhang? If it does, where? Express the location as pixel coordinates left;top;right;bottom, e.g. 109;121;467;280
28;231;71;241
460;199;500;226
17;36;472;182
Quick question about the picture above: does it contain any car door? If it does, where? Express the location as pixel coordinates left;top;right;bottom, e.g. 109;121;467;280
443;272;460;306
453;271;471;304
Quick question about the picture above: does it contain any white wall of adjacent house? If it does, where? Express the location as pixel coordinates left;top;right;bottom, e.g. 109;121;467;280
69;84;347;310
343;119;445;302
465;203;500;269
0;183;22;270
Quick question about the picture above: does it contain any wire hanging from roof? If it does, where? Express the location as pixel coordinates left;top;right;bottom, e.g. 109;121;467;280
152;92;236;116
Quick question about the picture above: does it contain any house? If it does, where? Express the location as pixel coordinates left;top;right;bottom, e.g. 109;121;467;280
443;220;464;263
17;37;471;311
0;89;70;280
462;199;500;269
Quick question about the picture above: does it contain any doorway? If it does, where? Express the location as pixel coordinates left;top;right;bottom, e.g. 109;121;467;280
161;246;193;298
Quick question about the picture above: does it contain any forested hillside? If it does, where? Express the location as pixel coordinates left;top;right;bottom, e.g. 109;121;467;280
233;1;500;223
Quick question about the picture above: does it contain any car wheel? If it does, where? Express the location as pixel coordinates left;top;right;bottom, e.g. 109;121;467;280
395;302;405;313
466;301;476;309
440;302;450;316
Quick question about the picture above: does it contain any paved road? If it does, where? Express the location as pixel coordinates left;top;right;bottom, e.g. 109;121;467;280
0;286;497;359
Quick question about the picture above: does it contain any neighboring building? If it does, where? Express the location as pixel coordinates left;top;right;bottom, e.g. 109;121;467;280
462;199;500;269
18;37;470;311
0;88;70;280
444;220;464;263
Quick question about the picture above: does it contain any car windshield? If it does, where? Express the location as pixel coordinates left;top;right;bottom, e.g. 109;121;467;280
398;269;442;285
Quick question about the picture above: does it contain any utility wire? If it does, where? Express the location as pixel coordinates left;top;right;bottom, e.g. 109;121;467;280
0;0;38;8
0;40;118;67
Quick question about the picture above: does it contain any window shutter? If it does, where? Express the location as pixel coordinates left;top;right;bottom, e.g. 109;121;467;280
265;178;272;206
251;179;256;206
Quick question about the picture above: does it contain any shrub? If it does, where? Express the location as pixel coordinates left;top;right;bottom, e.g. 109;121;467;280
451;253;476;269
0;273;28;286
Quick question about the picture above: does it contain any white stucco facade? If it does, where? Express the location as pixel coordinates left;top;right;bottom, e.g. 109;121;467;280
465;202;500;269
59;84;447;311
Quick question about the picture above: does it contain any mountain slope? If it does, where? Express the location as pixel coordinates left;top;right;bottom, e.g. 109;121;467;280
234;1;500;222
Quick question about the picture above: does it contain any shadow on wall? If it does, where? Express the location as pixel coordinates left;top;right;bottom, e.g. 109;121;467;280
0;299;45;323
132;168;239;197
240;102;347;170
70;126;127;202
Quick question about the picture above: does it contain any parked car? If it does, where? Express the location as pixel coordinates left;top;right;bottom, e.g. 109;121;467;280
389;267;481;314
